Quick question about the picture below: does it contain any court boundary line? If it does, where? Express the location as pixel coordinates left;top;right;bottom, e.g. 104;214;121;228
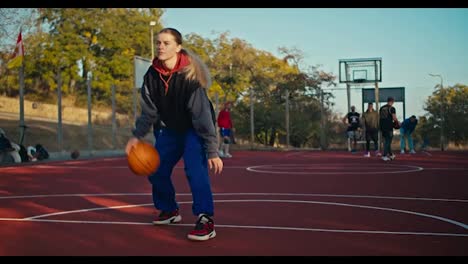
20;199;468;230
0;217;466;238
3;162;464;174
0;165;248;170
1;192;467;203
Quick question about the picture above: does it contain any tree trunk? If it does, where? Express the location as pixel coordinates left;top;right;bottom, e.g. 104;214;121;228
269;127;276;146
82;59;88;81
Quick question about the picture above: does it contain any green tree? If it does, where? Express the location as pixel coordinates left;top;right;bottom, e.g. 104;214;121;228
424;84;468;146
18;8;165;113
412;116;439;149
1;10;340;151
229;44;337;148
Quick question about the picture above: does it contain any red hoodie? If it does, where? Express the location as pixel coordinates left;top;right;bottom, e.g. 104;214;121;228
152;51;190;94
217;109;232;129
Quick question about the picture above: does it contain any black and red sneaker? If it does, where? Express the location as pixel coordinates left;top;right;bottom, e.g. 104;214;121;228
187;214;216;241
152;209;182;225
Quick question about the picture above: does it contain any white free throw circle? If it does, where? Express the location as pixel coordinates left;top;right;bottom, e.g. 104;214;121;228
246;164;424;175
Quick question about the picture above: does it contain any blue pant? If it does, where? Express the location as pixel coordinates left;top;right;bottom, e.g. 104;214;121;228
219;127;231;138
400;128;414;151
148;128;214;216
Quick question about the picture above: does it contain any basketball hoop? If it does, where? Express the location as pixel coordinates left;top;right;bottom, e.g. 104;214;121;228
338;58;382;84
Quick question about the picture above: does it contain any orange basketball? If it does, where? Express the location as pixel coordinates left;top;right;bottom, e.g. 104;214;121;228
127;141;160;176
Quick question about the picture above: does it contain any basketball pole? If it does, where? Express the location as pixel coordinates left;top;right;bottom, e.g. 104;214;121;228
374;81;380;153
374;60;380;153
346;83;351;151
345;64;351;152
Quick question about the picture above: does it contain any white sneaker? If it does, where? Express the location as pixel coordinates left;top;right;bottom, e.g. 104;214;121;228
364;152;370;157
410;150;416;154
225;153;232;158
152;209;182;225
389;154;396;160
218;150;225;158
382;156;390;161
400;150;405;154
375;151;382;157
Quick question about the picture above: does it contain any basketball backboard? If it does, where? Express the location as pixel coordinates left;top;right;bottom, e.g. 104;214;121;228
362;87;405;103
362;87;406;120
339;57;382;84
133;55;152;88
132;55;152;127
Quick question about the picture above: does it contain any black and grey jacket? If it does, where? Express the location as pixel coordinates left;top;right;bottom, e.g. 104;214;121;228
132;50;218;159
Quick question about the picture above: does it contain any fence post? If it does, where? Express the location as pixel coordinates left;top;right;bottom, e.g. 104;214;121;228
285;88;290;150
111;84;117;150
250;87;254;150
57;69;63;153
87;76;93;156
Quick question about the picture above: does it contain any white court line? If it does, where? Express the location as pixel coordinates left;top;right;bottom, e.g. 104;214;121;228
0;193;150;200
1;192;467;203
284;151;304;157
0;158;123;170
422;151;433;156
7;165;247;170
24;203;151;219
0;217;466;237
246;164;424;175
4;162;464;173
424;168;467;170
22;199;468;230
254;166;410;170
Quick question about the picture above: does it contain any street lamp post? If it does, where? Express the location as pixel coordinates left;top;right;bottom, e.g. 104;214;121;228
429;73;444;151
150;21;156;59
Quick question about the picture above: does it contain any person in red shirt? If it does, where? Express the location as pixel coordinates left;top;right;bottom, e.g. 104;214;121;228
217;102;233;158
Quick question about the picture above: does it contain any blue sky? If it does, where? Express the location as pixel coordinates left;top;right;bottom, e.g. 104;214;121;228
162;8;468;120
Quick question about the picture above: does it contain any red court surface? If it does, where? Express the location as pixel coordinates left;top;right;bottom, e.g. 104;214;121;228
0;150;467;256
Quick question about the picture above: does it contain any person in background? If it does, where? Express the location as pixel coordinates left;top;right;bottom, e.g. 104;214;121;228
0;128;21;164
421;137;430;151
217;101;234;158
400;115;418;154
361;102;379;157
379;97;400;161
342;105;361;153
27;145;38;161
